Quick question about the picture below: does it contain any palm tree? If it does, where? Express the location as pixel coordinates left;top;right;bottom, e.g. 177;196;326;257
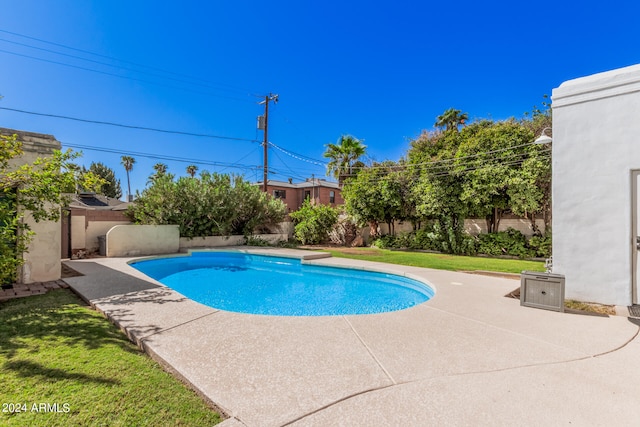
186;164;198;177
323;135;366;184
120;155;136;201
435;108;468;132
148;163;168;183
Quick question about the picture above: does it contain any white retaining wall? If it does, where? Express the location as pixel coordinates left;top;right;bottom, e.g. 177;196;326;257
179;233;287;249
104;224;287;257
106;225;180;257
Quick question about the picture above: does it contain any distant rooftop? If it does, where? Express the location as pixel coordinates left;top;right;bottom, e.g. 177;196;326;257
69;193;130;210
255;179;340;189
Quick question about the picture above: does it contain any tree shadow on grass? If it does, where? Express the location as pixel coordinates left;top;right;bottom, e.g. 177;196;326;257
0;289;143;361
4;359;120;385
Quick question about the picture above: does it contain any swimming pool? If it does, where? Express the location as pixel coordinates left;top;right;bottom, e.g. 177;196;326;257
130;251;434;316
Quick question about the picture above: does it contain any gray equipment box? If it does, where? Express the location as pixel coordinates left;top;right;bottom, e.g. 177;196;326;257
520;271;565;312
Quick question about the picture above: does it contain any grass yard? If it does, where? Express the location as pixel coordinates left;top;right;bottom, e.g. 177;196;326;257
0;289;222;427
315;247;545;274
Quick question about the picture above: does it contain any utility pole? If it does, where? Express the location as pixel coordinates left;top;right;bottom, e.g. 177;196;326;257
258;93;279;192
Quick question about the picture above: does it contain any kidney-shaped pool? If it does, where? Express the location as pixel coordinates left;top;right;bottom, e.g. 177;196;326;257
130;251;435;316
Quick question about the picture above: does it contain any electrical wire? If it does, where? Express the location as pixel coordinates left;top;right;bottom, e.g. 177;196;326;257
0;48;253;103
0;106;259;143
269;148;312;181
63;142;260;172
0;37;256;98
268;142;327;166
0;29;260;96
348;141;546;172
405;147;552;174
218;146;261;173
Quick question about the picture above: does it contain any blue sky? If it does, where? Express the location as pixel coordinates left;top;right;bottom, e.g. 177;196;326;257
1;1;639;198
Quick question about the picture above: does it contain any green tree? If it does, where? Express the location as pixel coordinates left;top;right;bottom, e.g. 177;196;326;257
186;164;198;177
407;114;551;252
84;162;122;199
148;163;169;184
454;120;538;232
323;135;366;184
1;134;103;284
521;97;552;230
120;155;136;201
289;199;339;244
341;161;412;237
408;128;472;254
435;108;468;132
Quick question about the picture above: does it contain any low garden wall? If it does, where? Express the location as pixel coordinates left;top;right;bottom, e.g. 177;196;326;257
179;233;288;249
104;224;287;257
106;225;180;257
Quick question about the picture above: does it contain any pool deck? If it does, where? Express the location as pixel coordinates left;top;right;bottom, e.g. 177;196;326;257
64;248;640;426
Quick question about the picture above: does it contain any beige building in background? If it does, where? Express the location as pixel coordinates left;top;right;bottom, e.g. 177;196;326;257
2;127;62;283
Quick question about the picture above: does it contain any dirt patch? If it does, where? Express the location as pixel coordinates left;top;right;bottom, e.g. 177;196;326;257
329;248;382;256
302;246;382;256
463;270;521;280
506;287;615;316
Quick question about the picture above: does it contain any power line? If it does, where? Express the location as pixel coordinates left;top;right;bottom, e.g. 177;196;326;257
0;29;260;96
269;148;312;181
0;48;253;103
407;147;552;174
349;141;545;172
345;152;551;184
218;146;261;173
268;142;327;166
0;106;259;143
0;37;256;98
63;142;260;172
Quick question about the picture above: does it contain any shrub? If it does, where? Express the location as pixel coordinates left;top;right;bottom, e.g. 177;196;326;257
476;228;533;258
372;234;397;249
528;231;552;258
127;173;286;237
289;200;339;245
244;235;271;246
427;217;477;255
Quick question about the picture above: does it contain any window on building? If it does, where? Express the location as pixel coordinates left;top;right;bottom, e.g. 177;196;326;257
273;189;286;199
304;190;311;200
329;191;335;204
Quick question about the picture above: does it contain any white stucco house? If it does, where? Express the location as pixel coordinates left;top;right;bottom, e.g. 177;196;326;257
552;64;640;306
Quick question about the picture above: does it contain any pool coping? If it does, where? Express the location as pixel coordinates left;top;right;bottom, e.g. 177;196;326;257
63;248;640;426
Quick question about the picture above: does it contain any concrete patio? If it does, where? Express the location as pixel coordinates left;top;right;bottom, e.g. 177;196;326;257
63;248;640;426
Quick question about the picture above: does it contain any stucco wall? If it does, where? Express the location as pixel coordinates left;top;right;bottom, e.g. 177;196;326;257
70;208;132;253
20;210;61;283
464;218;546;236
3;128;62;283
179;233;287;249
86;220;131;252
106;225;179;257
552;64;640;305
70;214;86;250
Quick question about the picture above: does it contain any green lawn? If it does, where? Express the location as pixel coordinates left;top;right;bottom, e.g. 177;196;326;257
316;247;545;274
0;289;222;427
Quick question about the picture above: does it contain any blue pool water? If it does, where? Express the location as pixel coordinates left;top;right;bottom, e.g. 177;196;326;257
130;252;434;316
